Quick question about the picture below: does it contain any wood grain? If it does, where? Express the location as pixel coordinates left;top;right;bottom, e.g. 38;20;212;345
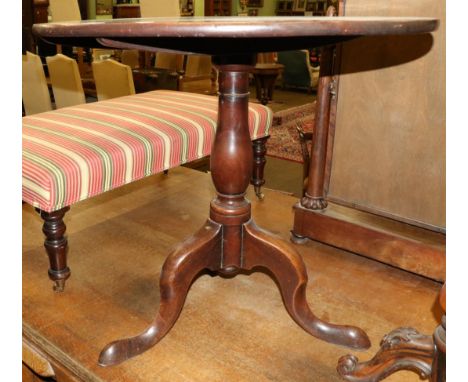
23;167;441;381
293;201;445;281
31;16;438;56
329;0;445;230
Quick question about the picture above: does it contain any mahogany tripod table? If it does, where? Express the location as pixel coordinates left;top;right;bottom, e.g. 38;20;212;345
33;16;438;367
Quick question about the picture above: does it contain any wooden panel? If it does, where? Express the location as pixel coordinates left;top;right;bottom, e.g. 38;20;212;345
293;202;446;281
328;0;445;230
23;341;55;378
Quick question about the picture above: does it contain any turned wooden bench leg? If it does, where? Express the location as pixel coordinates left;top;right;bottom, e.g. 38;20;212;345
40;207;71;292
251;136;269;200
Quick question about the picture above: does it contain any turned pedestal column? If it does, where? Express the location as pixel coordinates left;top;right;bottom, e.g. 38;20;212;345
98;58;370;367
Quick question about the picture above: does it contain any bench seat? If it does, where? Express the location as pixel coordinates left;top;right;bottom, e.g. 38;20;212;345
23;90;272;212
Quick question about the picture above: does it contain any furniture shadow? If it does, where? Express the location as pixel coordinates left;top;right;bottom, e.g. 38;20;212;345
335;34;435;75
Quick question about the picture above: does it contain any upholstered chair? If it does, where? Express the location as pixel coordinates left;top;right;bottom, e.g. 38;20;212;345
92;59;136;101
277;50;319;93
120;50;140;69
46;54;86;109
22;52;52;115
48;0;85;74
178;55;216;93
140;0;184;73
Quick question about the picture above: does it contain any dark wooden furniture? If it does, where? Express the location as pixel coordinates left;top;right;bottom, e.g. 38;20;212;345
131;68;179;92
251;63;284;105
337;283;446;381
204;0;232;16
33;16;437;367
292;0;446;282
22;0;49;53
22;167;443;381
113;4;141;19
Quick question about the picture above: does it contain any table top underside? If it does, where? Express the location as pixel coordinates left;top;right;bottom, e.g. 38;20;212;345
33;16;438;56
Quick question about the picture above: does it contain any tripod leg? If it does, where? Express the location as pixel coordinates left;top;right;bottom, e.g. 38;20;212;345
243;220;371;350
98;220;222;366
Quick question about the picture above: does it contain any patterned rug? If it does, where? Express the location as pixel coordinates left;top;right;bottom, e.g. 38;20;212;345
267;102;316;163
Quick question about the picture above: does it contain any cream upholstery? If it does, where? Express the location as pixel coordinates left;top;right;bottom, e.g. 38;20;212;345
46;54;86;109
140;0;183;72
22;52;53;115
120;50;140;69
304;50;320;89
48;0;81;21
48;0;85;74
139;0;180;17
185;55;212;78
92;49;115;62
179;55;216;93
155;53;184;71
92;59;136;101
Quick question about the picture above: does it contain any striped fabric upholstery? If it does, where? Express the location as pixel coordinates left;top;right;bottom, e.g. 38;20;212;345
22;90;272;212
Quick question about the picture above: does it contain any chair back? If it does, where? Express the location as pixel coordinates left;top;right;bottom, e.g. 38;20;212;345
22;52;52;115
48;0;81;21
121;50;140;69
140;0;183;72
277;50;314;91
46;54;86;108
139;0;180;17
92;59;136;101
155;53;184;71
185;55;212;78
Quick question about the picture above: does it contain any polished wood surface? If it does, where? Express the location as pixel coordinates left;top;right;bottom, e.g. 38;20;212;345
292;1;445;279
337;283;446;381
32;16;438;56
328;0;445;231
293;202;445;281
30;15;438;366
96;62;369;367
40;207;70;292
23;167;441;381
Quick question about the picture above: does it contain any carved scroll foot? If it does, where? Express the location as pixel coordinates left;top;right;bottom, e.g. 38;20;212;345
98;220;222;367
301;193;328;210
40;207;71;292
337;327;435;382
251;137;269;200
243;220;371;350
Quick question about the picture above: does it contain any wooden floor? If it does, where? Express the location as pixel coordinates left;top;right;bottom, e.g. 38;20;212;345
23;167;442;382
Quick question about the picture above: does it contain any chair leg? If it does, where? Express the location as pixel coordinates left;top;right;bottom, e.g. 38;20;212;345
40;207;71;292
251;136;269;200
296;124;313;197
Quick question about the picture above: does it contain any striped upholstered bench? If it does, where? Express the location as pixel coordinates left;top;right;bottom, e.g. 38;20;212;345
23;90;272;291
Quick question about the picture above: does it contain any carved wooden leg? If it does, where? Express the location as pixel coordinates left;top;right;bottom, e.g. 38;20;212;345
337;283;446;382
337;327;435;381
251;136;269;200
243;220;371;350
299;45;334;212
432;315;446;382
40;207;70;292
98;220;222;366
97;58;372;367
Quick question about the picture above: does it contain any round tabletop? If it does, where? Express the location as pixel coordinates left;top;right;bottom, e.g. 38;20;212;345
33;16;438;56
